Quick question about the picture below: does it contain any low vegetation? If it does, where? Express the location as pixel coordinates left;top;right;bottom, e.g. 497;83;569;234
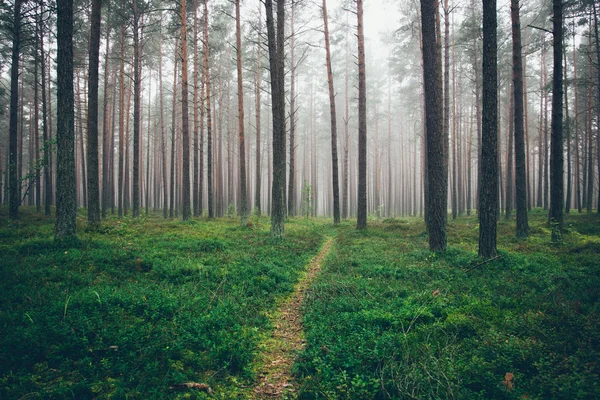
1;208;599;399
296;211;600;399
0;208;326;398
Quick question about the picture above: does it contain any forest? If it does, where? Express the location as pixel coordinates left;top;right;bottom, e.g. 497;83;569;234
1;0;599;398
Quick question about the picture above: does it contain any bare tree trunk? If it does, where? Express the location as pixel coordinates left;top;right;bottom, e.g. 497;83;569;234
101;13;112;218
479;0;498;258
550;0;564;238
118;23;125;218
356;0;367;230
593;4;600;213
87;0;101;223
180;0;191;220
158;19;168;218
132;1;142;218
204;0;214;218
322;0;340;224
193;0;200;217
40;3;51;216
288;1;296;217
236;0;247;225
265;0;286;236
56;0;77;238
254;7;262;215
573;28;581;212
505;82;514;221
34;9;41;212
421;0;446;250
76;72;87;208
342;16;350;220
511;0;528;237
170;38;179;218
8;0;22;219
145;73;151;215
564;47;571;214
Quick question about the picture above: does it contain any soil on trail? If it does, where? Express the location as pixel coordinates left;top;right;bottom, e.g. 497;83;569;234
252;237;334;399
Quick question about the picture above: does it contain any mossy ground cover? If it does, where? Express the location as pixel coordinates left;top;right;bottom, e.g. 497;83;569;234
0;207;328;399
296;211;600;399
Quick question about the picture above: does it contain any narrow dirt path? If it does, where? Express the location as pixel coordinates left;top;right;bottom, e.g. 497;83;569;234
252;237;334;399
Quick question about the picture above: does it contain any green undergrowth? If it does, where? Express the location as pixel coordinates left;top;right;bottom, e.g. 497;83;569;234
0;207;330;399
296;211;600;399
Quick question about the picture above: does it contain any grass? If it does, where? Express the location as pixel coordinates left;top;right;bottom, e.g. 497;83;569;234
1;207;599;399
0;207;329;399
295;211;600;399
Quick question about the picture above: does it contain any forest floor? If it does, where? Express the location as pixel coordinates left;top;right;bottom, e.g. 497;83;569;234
252;237;333;399
1;207;599;399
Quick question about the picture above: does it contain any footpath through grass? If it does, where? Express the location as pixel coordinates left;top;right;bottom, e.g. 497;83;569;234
295;211;600;399
0;208;330;399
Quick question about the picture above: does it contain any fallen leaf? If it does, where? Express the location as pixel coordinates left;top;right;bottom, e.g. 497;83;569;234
501;372;514;392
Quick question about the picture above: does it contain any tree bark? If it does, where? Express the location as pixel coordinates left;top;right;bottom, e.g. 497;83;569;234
421;0;446;250
236;0;248;226
8;0;22;219
56;0;77;238
101;10;112;219
511;0;528;237
265;0;286;237
40;3;51;216
356;0;367;230
203;0;214;218
158;19;168;218
322;0;340;224
288;1;296;217
550;0;564;238
87;0;101;223
254;7;262;215
478;0;498;258
193;0;200;216
132;1;141;218
181;0;191;220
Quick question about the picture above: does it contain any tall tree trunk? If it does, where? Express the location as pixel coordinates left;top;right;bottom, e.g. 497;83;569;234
158;19;168;218
40;4;51;216
170;37;180;218
56;0;77;238
511;0;528;237
101;10;112;219
265;0;286;237
573;27;581;212
193;0;200;216
550;0;564;238
444;0;454;221
593;4;600;213
342;16;350;219
479;0;498;258
254;7;262;215
181;0;191;220
236;0;248;226
76;72;87;208
132;1;141;218
118;23;125;218
505;83;514;221
288;1;296;217
356;0;367;230
34;9;41;212
564;47;571;213
87;0;101;223
421;0;446;250
204;0;214;218
145;73;152;215
322;0;340;224
8;0;22;219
